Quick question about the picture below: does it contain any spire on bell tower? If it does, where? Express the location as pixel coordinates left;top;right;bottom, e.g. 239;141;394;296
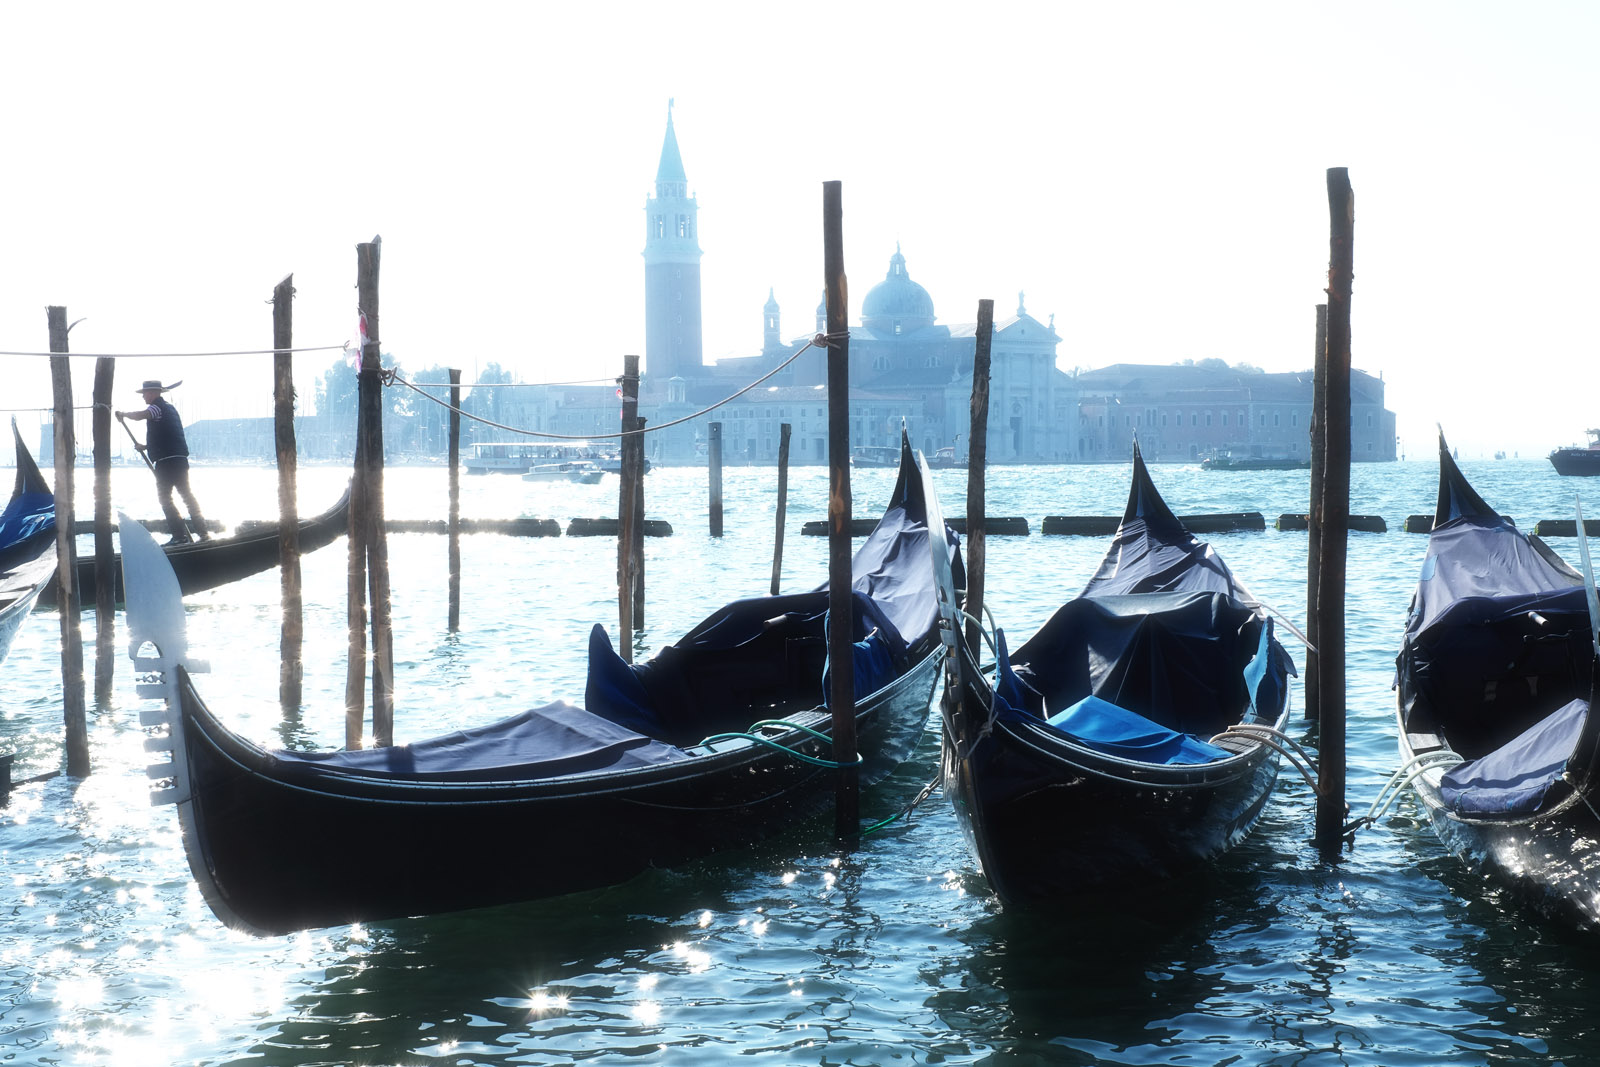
643;100;704;381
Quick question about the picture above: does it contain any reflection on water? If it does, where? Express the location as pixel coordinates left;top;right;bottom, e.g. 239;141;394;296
4;459;1600;1064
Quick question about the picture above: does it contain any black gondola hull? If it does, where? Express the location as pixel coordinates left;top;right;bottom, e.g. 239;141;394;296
1399;727;1600;933
175;649;940;936
944;659;1285;906
41;487;350;608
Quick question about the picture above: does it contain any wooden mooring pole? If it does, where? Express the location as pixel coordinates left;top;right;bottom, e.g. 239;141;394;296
708;421;723;537
1315;170;1353;856
273;274;303;712
47;307;88;776
448;368;462;633
617;355;641;662
1305;302;1328;722
770;422;791;594
630;417;646;631
346;238;395;748
822;180;858;841
91;355;115;703
964;300;994;658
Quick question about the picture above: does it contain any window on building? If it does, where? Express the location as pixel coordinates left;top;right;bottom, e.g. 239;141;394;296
653;215;664;238
1191;413;1198;427
1367;413;1374;427
1161;413;1167;427
894;320;902;336
1206;412;1213;426
1291;412;1298;428
1260;413;1267;427
1273;412;1280;427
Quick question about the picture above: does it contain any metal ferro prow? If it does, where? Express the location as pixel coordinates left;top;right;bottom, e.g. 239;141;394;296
119;513;209;806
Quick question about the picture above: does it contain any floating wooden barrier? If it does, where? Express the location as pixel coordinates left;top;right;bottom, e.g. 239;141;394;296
946;516;1028;536
567;517;673;537
1276;513;1387;533
1532;519;1600;537
1406;514;1518;534
1042;512;1265;536
384;518;562;537
802;516;1029;537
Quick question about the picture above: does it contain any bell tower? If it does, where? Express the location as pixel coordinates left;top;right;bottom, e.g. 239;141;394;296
643;100;704;383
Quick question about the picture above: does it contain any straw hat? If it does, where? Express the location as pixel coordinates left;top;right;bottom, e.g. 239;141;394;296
135;380;181;393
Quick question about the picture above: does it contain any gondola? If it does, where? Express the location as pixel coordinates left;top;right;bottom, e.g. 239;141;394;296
1395;433;1600;931
127;435;961;935
935;442;1297;907
38;483;350;608
0;422;59;661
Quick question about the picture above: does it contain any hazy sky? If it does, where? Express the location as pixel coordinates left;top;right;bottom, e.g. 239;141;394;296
3;1;1594;460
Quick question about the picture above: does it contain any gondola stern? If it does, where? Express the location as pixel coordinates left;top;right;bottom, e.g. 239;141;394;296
1123;439;1185;537
1434;429;1499;526
11;418;51;499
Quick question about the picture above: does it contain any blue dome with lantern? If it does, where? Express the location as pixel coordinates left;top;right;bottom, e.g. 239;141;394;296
861;245;935;334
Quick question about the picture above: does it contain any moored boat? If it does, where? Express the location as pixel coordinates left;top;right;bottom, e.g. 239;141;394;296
38;484;350;608
1394;432;1600;931
127;434;961;935
936;441;1297;907
1549;429;1600;476
0;422;59;661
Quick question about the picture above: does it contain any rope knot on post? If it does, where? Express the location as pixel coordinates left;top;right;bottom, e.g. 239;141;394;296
813;330;851;350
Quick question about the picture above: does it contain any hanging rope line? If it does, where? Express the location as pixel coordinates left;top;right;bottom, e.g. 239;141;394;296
405;377;618;389
0;343;351;358
390;334;835;442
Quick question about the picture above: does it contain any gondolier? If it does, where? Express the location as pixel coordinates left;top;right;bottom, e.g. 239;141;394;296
116;380;209;544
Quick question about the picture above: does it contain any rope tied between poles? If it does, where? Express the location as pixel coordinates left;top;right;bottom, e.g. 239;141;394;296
390;335;823;442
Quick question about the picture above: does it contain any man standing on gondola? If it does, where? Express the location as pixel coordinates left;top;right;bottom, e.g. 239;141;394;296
116;379;210;544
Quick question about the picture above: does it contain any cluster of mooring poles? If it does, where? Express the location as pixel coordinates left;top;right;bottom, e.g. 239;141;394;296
28;172;1359;863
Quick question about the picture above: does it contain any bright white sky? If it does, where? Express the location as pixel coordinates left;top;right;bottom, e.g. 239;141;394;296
3;1;1594;460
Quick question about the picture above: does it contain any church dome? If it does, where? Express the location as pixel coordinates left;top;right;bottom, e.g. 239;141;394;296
861;246;935;333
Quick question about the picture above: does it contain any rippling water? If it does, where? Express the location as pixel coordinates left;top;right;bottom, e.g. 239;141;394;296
4;457;1599;1066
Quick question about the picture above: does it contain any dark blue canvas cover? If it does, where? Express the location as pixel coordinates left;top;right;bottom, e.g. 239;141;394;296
586;435;958;741
1397;438;1596;769
1046;694;1233;765
0;421;55;572
1441;698;1590;816
1080;444;1243;599
272;701;691;782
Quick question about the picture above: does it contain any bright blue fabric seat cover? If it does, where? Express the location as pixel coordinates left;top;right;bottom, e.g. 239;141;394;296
1045;694;1232;765
1440;697;1589;816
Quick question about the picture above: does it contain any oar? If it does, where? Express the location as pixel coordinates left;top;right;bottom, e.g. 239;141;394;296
116;413;157;474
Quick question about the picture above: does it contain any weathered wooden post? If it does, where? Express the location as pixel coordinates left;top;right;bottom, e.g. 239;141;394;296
447;368;462;633
345;238;395;748
273;274;303;712
964;300;994;658
770;422;792;594
1305;303;1328;722
1315;170;1353;855
630;416;646;630
708;421;723;536
345;414;368;749
91;355;115;703
617;355;641;662
361;241;395;747
47;307;88;776
822;180;858;841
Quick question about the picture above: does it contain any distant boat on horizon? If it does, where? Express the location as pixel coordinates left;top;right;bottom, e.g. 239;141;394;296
1549;429;1600;476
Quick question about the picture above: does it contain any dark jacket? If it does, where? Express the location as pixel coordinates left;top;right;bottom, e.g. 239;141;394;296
144;398;189;465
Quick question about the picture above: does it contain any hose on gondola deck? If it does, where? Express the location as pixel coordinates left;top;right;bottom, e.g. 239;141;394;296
1342;749;1465;836
700;718;864;769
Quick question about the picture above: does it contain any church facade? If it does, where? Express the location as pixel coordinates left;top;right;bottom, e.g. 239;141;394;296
472;108;1397;468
